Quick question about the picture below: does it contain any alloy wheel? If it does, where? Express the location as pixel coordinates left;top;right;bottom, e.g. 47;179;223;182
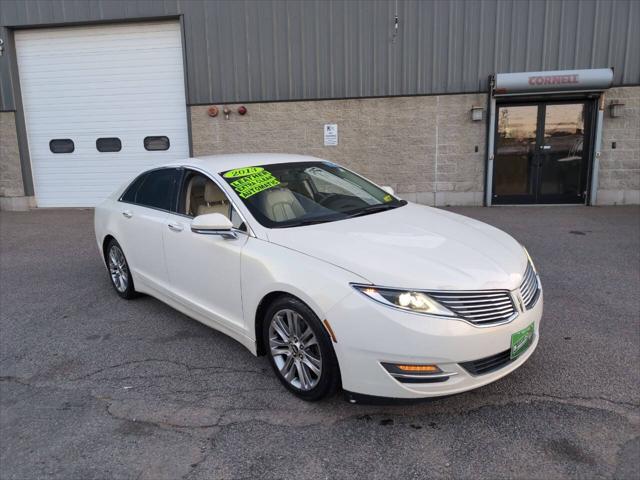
268;308;322;391
108;245;129;293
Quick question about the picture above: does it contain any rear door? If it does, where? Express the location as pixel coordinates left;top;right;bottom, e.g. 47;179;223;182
118;168;182;291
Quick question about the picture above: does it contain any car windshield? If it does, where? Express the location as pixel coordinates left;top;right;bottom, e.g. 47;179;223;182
220;161;406;228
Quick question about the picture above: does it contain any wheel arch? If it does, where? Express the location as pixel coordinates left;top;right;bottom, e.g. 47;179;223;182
254;290;326;356
102;234;116;263
254;291;290;356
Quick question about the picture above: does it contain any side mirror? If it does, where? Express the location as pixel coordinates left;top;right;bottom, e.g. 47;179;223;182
381;186;395;196
191;213;237;238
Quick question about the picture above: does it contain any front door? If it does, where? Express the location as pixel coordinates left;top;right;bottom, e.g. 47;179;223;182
492;101;593;204
162;170;248;335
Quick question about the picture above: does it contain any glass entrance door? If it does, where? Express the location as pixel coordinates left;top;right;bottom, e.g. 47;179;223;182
492;101;592;204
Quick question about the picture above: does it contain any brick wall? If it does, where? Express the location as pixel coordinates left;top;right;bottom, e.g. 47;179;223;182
598;86;640;205
191;93;487;206
0;111;24;198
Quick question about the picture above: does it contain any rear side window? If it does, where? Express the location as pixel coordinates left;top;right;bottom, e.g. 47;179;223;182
120;175;147;203
144;136;170;151
96;137;122;152
49;139;74;153
121;168;181;212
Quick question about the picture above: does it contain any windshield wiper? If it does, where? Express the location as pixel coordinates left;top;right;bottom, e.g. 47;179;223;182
280;218;335;228
347;201;406;218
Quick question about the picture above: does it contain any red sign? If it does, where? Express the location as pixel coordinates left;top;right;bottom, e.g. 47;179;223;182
528;74;579;86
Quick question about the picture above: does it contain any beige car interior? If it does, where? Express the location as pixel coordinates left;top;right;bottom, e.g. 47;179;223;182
258;188;306;222
185;175;230;218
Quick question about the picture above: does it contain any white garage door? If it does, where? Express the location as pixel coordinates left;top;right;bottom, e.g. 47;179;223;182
15;21;189;207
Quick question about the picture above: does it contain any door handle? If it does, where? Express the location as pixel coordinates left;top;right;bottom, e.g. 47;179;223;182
167;222;184;232
122;210;133;219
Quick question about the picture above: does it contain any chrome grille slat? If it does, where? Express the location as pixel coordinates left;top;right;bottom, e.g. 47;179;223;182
463;307;516;317
452;301;514;310
465;312;513;320
430;293;507;300
433;298;513;305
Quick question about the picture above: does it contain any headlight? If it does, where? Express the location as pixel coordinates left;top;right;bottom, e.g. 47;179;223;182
352;284;455;317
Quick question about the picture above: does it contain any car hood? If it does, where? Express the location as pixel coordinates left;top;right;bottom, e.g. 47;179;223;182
266;203;528;291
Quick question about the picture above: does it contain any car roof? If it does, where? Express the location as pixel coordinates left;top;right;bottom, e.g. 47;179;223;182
161;153;327;175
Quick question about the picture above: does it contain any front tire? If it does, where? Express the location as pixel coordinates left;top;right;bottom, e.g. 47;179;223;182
105;239;137;299
263;296;340;401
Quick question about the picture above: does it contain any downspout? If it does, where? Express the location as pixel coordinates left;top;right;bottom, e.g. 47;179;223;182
589;94;605;205
484;75;497;206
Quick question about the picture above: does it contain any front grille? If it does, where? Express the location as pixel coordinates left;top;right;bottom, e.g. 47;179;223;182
519;261;540;309
429;291;516;326
460;349;512;375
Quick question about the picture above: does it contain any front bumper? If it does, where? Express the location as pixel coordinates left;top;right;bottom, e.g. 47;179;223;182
326;289;543;399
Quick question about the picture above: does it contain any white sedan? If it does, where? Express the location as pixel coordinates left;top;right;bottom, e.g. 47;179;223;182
94;154;542;401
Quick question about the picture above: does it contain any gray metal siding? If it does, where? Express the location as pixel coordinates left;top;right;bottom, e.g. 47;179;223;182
1;0;639;111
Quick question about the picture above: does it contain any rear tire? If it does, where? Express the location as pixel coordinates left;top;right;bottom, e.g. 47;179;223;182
105;239;137;300
263;296;340;401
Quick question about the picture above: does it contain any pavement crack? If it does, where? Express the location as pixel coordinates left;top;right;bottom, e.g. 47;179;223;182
103;401;222;432
0;375;32;386
70;358;268;381
519;392;639;409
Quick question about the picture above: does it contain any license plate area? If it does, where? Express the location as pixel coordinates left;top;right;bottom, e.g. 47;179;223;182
510;322;535;359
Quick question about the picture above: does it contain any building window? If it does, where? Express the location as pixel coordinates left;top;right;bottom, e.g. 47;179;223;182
143;136;170;151
49;139;74;153
96;137;122;152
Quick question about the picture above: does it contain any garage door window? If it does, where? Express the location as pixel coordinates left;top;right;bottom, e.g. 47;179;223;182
49;139;74;153
121;168;181;212
96;137;122;152
144;136;170;151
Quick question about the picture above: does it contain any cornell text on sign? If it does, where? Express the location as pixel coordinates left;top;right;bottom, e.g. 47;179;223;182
324;124;338;146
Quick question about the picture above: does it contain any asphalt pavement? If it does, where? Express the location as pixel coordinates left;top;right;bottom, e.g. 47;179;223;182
1;206;638;479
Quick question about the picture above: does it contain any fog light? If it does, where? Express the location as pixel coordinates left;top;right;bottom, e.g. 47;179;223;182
381;363;442;375
396;364;441;373
381;362;450;384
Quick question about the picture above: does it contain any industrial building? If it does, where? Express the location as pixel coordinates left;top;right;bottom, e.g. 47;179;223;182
1;0;638;210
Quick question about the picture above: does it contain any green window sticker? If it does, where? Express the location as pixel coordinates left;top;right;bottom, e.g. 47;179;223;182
223;166;265;178
228;169;280;199
383;194;393;203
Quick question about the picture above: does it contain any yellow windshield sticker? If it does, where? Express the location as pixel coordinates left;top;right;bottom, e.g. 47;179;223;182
229;170;280;198
223;166;265;178
383;194;393;203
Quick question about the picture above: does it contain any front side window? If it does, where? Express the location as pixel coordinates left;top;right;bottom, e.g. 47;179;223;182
121;168;181;212
178;170;246;230
49;139;74;153
220;162;405;228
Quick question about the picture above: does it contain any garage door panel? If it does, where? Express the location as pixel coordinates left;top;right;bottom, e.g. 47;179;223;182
16;21;189;207
18;54;185;77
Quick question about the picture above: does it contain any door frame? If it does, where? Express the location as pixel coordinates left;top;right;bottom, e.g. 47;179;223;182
489;97;598;205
